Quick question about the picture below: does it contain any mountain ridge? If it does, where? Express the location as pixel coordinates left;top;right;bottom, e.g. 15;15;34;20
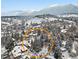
1;4;78;16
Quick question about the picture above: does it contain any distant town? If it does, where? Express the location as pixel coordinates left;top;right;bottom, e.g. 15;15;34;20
1;13;78;59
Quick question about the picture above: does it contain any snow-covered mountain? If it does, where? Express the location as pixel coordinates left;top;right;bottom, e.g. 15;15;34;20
1;10;33;16
2;4;78;16
32;4;78;15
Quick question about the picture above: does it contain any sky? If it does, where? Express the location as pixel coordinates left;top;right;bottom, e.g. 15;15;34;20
1;0;78;12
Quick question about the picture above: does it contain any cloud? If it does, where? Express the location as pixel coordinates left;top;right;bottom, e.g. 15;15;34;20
49;4;59;7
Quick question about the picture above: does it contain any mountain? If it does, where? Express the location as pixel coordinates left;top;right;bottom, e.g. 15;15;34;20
32;4;78;15
2;4;78;16
1;11;33;16
1;11;24;16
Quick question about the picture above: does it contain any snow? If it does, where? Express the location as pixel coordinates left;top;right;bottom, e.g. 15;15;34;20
61;29;67;33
